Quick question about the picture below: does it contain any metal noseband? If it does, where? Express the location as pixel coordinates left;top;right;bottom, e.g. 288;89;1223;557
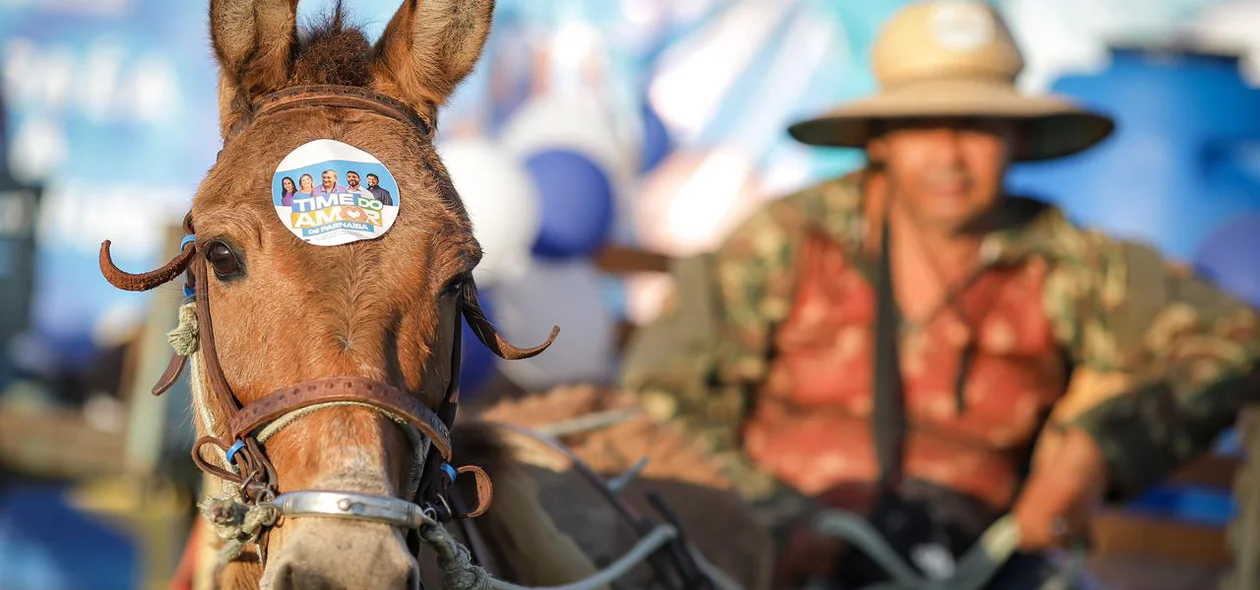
269;491;439;530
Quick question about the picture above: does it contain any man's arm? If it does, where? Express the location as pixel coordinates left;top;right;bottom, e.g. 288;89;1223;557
1043;231;1260;502
620;199;800;503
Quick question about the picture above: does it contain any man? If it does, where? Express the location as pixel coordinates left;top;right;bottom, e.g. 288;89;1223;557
312;169;344;197
621;2;1259;588
365;173;393;206
344;170;375;199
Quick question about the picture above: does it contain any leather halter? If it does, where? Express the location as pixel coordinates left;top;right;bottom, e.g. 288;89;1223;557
225;84;434;143
143;86;486;540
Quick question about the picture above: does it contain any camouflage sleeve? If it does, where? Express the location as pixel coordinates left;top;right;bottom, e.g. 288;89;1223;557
1043;230;1260;501
620;195;808;507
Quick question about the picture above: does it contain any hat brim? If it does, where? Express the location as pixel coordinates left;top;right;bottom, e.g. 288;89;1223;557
786;79;1114;162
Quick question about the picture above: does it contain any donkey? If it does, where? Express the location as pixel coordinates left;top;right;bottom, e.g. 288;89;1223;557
100;1;773;589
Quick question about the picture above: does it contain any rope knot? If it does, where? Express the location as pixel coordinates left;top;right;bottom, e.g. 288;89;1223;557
198;494;280;565
419;521;496;590
167;301;199;355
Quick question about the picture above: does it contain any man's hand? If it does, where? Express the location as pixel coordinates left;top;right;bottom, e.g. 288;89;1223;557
1012;429;1108;551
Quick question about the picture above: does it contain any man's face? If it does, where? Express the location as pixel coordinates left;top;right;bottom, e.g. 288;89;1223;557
322;171;337;189
346;172;360;188
867;118;1016;235
366;175;378;188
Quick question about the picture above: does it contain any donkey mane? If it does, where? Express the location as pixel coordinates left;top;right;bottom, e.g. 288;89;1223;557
292;4;373;88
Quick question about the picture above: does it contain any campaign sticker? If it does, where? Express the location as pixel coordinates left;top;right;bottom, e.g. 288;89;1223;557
272;139;400;246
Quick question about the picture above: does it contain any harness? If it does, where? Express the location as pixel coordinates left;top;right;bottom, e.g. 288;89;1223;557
97;85;487;562
99;83;736;590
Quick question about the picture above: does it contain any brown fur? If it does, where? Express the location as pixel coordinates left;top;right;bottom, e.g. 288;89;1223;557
477;385;777;590
370;0;495;114
211;0;300;138
291;10;374;87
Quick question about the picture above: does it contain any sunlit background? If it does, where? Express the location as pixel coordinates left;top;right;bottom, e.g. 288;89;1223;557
3;0;1260;588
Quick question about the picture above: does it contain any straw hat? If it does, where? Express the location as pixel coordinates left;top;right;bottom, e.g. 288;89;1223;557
787;1;1114;161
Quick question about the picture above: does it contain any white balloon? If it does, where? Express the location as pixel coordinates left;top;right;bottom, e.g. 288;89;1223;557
491;259;618;391
436;138;542;285
498;92;640;244
1190;0;1260;84
634;148;766;258
499;91;630;185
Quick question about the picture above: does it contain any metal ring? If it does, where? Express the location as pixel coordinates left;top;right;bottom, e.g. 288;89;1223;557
429;493;454;522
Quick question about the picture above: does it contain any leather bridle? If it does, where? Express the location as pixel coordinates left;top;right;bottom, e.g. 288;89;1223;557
99;84;531;564
98;83;723;590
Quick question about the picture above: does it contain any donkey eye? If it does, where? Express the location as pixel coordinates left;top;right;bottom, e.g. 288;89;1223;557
205;240;242;279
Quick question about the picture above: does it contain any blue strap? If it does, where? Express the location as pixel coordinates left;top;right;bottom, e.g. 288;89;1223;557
180;234;196;298
225;440;246;466
440;463;458;483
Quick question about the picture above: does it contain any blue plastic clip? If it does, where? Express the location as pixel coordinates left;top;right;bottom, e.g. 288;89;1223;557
440;463;458;483
181;234;196;298
225;440;246;466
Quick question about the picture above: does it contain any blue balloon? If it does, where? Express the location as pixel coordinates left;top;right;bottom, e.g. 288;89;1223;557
523;150;615;259
460;289;499;398
1193;216;1260;308
640;100;673;174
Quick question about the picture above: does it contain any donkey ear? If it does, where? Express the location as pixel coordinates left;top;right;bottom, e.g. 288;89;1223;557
371;0;495;116
209;0;299;139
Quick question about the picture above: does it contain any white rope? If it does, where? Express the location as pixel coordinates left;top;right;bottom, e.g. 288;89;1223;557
812;510;1088;590
172;300;241;499
419;515;682;590
168;301;218;443
490;525;678;590
685;542;746;590
256;400;429;497
256;400;426;452
199;494;280;564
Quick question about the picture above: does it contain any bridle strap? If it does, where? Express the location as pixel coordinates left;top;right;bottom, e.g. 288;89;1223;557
226;84;434;143
193;257;244;419
229;376;453;461
414;315;465;520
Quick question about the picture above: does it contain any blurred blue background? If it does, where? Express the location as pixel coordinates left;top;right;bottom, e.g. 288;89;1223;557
3;0;1260;587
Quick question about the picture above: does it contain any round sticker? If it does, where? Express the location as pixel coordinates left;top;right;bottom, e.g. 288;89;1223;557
931;3;995;52
272;139;401;246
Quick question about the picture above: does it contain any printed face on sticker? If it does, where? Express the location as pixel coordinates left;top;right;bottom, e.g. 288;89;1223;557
271;139;401;246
